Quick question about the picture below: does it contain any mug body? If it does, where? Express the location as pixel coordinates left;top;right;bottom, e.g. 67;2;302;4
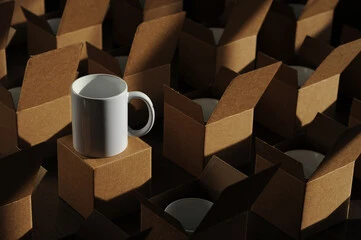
71;74;128;157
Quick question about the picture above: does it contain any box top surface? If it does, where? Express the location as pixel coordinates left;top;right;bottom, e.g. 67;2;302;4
124;12;185;76
58;135;151;169
0;1;14;50
17;43;83;111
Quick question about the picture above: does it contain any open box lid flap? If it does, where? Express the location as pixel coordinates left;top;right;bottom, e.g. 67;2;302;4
6;27;16;47
18;43;83;111
22;7;53;34
310;124;361;181
144;0;181;10
341;25;361;44
195;163;280;233
76;211;130;240
350;98;361;122
219;0;272;45
85;43;121;75
256;138;304;180
299;0;338;21
199;156;248;199
302;38;361;88
0;143;43;206
211;67;239;99
182;18;215;45
208;62;282;124
0;1;14;50
164;85;204;123
306;113;346;152
0;85;15;111
124;12;185;76
57;0;110;35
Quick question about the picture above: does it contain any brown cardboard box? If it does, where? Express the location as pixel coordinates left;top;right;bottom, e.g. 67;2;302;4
58;135;152;219
0;144;47;240
0;1;15;84
112;0;183;46
179;0;272;89
258;0;338;62
115;12;185;125
253;113;361;239
139;155;279;240
164;62;282;177
341;25;361;44
23;0;109;56
0;44;83;155
348;98;361;180
255;37;361;139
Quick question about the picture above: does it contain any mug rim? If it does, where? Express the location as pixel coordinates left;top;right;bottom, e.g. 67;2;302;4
71;74;128;101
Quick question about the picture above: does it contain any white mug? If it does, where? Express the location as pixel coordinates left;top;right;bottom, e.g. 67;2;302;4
47;18;61;34
8;86;22;110
71;74;155;157
192;98;219;123
290;65;315;87
289;4;304;19
285;149;325;179
165;198;213;234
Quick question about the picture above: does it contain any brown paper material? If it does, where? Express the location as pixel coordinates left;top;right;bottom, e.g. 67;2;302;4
349;98;361;180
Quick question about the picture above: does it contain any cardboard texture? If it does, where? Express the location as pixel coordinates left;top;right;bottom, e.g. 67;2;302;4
348;98;361;180
0;1;15;84
164;62;282;177
112;0;183;46
58;135;152;219
23;0;109;56
0;44;83;155
139;155;279;240
179;0;273;89
0;144;45;240
118;12;185;125
341;25;361;44
258;0;338;62
255;37;361;139
253;113;361;239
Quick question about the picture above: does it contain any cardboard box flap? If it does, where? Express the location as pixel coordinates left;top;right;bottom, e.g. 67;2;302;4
76;211;130;239
302;38;361;88
299;0;338;21
164;85;204;123
200;155;248;199
6;27;16;47
182;18;215;45
124;12;185;76
350;98;361;123
310;125;361;181
22;7;53;34
18;43;83;111
211;67;239;99
341;25;361;44
0;0;14;50
144;0;181;10
270;1;295;19
0;86;15;111
219;0;272;45
57;0;110;35
86;43;121;75
128;229;152;240
256;138;304;180
306;113;346;152
208;62;282;124
195;163;279;233
0;143;42;206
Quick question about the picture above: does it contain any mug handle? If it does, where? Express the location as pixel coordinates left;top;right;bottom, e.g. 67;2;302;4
128;91;155;137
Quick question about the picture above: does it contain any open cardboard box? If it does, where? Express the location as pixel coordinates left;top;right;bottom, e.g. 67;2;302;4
349;98;361;180
255;37;361;139
112;0;183;46
0;1;16;84
139;155;279;240
23;0;109;56
0;43;83;156
179;0;272;89
0;143;47;240
61;211;151;240
253;113;361;239
113;12;185;125
164;62;282;177
258;0;338;62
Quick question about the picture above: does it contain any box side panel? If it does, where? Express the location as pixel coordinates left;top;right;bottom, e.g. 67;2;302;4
296;76;339;130
0;103;17;157
94;146;151;219
58;138;94;218
217;36;256;75
143;1;183;21
0;49;6;81
252;156;305;239
12;0;45;26
204;110;253;168
0;196;32;240
27;22;57;55
163;103;205;177
340;54;361;100
301;163;354;234
17;96;71;147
